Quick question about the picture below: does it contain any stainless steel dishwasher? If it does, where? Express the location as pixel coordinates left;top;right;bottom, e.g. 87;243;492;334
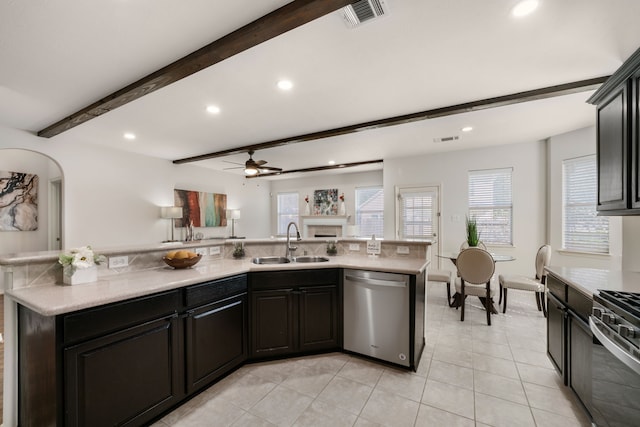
343;269;411;367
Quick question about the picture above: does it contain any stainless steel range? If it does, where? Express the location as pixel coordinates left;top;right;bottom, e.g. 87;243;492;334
590;290;640;426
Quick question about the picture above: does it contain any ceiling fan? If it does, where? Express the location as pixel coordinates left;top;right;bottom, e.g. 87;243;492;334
223;150;283;176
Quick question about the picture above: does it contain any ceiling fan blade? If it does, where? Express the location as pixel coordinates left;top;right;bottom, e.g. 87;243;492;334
222;160;243;166
223;166;243;170
259;166;282;172
255;160;267;166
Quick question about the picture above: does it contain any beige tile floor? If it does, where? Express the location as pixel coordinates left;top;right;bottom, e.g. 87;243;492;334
152;282;592;427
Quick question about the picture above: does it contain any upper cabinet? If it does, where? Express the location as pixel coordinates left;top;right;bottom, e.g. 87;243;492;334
588;47;640;215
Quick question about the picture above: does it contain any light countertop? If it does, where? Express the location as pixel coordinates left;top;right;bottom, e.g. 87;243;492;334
6;255;429;317
545;266;640;298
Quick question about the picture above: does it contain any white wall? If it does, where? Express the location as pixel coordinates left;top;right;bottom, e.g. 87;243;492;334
622;216;640;271
547;126;623;270
383;140;547;275
0;125;271;249
269;170;383;236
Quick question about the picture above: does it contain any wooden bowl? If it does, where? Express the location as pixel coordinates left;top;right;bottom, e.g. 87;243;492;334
163;254;202;269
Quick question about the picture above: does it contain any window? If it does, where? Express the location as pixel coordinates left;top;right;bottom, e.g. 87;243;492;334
397;188;436;240
563;155;609;253
468;168;513;245
276;192;299;235
355;186;384;238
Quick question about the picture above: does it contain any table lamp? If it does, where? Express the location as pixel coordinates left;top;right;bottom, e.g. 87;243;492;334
161;206;183;242
228;209;241;238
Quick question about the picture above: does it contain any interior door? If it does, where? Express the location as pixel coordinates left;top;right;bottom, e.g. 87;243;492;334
396;185;441;269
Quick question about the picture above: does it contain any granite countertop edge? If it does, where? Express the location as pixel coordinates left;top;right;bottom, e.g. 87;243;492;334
545;266;640;298
7;256;429;317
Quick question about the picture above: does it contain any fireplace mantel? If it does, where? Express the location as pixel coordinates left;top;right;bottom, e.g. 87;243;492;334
300;215;348;238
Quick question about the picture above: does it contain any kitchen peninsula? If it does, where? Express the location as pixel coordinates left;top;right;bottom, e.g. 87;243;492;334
1;238;430;427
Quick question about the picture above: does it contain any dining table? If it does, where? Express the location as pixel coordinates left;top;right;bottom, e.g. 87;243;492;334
437;252;516;314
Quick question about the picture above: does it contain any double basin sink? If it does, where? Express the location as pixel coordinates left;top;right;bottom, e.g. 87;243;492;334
252;256;329;264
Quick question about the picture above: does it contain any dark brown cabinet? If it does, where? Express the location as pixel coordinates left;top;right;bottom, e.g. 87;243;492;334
18;275;248;427
588;46;640;214
184;275;248;394
546;273;593;418
249;269;340;359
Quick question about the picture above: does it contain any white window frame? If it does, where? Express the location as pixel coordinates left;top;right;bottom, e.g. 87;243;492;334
276;192;299;235
562;155;609;254
355;186;384;238
468;168;513;246
396;187;437;240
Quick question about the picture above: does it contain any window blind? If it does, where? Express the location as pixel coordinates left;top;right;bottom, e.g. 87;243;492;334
563;155;609;254
277;192;299;235
468;168;513;245
355;186;384;238
398;189;435;239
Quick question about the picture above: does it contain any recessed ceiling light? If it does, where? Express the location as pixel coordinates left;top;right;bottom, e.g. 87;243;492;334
461;126;473;132
277;80;293;91
328;160;336;165
512;0;539;17
206;105;220;114
123;132;136;140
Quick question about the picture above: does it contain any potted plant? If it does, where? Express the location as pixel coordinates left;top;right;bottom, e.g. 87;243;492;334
232;242;245;259
326;240;338;256
466;216;480;247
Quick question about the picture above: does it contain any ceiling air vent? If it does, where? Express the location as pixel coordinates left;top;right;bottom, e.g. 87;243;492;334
341;0;388;28
433;136;460;143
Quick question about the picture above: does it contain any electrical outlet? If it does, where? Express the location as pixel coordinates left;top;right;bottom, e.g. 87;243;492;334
349;243;360;251
397;246;410;255
194;247;207;256
209;246;221;256
108;256;128;269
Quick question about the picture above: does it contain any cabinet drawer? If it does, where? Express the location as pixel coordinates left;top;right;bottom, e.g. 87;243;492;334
251;269;339;290
185;274;247;308
63;290;181;345
547;275;566;302
567;286;592;322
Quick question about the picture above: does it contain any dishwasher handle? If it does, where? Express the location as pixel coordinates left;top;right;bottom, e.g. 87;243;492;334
345;275;407;288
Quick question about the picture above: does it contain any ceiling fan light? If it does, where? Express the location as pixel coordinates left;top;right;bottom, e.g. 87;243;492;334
244;166;259;175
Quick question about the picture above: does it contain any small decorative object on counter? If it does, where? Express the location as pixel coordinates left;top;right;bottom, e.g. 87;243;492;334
58;246;106;285
232;242;245;259
163;250;201;269
326;240;338;256
304;195;310;215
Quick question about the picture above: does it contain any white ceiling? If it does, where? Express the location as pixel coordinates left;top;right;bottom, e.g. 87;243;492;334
2;0;640;179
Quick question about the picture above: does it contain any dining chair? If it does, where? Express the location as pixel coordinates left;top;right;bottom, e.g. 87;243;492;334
428;269;454;307
498;245;551;317
459;241;487;251
455;247;496;325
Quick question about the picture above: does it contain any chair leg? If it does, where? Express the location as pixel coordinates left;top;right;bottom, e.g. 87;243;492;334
535;292;542;311
498;283;503;305
446;282;454;307
460;281;465;322
486;282;491;326
502;288;508;314
541;292;548;318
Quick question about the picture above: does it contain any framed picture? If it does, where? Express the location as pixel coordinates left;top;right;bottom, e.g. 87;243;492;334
314;189;338;215
174;189;227;227
0;170;39;231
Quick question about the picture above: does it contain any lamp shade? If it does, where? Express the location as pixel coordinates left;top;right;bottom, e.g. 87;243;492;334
161;206;183;219
227;209;241;220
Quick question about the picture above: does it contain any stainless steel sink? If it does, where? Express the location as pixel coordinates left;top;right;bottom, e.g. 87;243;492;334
292;256;330;263
252;256;291;264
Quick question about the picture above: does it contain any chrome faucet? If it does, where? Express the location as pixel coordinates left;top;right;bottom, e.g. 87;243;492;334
285;221;301;259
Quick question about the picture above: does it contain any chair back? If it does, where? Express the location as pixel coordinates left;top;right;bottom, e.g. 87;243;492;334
456;248;495;285
535;245;552;280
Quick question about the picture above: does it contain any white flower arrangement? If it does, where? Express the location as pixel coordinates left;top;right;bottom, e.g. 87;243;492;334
58;246;106;275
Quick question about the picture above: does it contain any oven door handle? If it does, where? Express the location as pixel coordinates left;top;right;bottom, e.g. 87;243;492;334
590;317;640;376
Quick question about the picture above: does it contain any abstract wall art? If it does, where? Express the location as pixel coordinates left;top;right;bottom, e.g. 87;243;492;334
314;188;338;216
174;189;227;227
0;170;39;231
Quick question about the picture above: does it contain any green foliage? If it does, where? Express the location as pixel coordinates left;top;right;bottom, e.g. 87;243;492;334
466;216;480;247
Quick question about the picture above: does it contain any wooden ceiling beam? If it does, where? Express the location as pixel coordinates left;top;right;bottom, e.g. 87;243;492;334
37;0;355;138
173;76;609;165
